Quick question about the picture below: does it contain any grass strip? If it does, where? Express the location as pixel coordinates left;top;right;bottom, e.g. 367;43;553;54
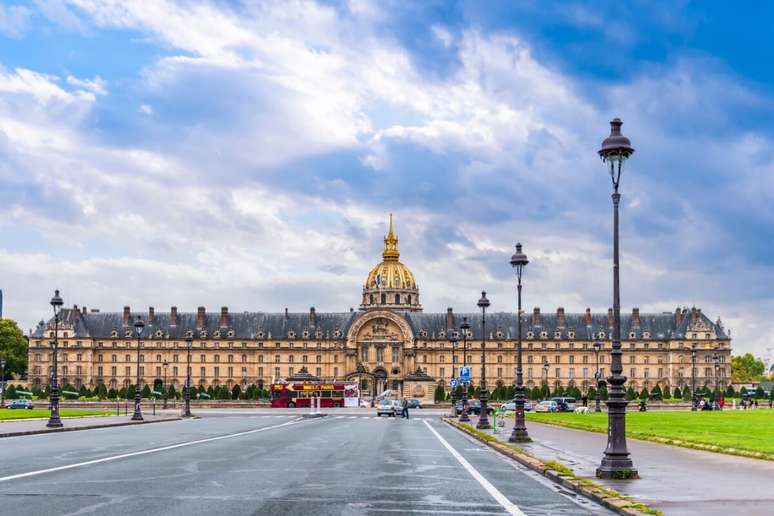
445;418;662;516
525;411;774;461
0;409;111;421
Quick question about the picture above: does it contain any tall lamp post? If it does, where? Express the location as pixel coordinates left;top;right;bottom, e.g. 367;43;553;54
162;359;169;409
476;291;491;430
0;359;6;409
690;344;698;411
713;352;720;403
183;336;192;417
542;361;549;398
596;118;637;479
459;318;471;422
131;316;145;421
593;341;602;412
47;290;64;428
509;243;530;442
449;333;458;418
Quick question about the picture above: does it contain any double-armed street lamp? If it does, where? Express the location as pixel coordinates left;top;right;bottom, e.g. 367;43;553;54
713;352;720;402
449;332;458;418
690;344;698;411
593;341;602;412
458;317;471;423
183;335;193;417
596;118;637;479
509;243;530;443
47;290;64;428
476;291;491;430
163;359;169;409
132;316;145;421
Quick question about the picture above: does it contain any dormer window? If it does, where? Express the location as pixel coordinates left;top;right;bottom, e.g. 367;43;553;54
288;331;296;338
334;330;341;338
568;331;575;339
527;331;534;339
496;331;504;339
199;331;207;338
257;331;264;338
111;330;118;338
124;330;132;338
213;330;221;338
227;330;235;338
629;332;636;339
643;332;650;339
540;331;548;339
185;330;193;338
438;331;445;338
155;330;163;338
315;331;322;338
554;331;561;339
303;331;309;338
599;331;606;339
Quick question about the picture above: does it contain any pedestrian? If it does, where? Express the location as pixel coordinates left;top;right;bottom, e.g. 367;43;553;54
581;395;588;408
768;399;772;409
754;399;758;409
401;397;409;419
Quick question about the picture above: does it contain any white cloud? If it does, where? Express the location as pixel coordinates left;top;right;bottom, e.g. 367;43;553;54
0;3;31;37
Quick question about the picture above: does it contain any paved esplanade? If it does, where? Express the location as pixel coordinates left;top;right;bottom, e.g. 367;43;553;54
0;410;612;515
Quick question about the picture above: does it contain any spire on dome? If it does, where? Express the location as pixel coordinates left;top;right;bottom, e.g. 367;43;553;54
383;213;400;261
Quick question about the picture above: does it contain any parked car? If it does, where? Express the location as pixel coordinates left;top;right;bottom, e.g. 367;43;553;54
406;399;422;409
376;399;400;417
500;401;534;412
454;399;494;415
8;399;33;409
551;397;577;412
535;400;558;412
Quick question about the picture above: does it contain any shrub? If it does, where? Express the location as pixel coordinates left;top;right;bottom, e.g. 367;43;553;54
673;387;681;399
650;385;662;400
141;384;152;399
639;387;649;400
682;386;691;400
232;385;242;400
725;385;735;397
662;385;671;399
625;386;636;400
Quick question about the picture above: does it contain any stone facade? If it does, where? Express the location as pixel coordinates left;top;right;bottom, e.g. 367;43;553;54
27;218;731;399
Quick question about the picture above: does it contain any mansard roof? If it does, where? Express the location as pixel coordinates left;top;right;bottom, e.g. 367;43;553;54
33;306;727;341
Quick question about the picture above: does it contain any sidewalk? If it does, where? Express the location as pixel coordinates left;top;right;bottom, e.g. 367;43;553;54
469;415;774;516
0;413;181;438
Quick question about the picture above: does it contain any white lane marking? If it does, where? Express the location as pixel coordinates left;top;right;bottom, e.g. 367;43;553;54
423;420;525;516
0;418;304;484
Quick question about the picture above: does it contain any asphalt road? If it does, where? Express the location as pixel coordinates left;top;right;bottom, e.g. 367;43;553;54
0;410;612;515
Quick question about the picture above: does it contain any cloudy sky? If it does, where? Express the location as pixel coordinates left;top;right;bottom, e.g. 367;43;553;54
1;1;773;358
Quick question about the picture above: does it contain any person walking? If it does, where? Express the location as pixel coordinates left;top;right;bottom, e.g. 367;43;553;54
401;397;409;419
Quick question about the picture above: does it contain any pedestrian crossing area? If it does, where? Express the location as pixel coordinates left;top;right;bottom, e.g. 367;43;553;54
237;414;437;421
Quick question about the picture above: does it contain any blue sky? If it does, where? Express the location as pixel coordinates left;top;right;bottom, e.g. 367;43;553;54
1;1;773;359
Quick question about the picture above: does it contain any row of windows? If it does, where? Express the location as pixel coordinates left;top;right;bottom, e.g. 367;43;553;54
367;293;414;305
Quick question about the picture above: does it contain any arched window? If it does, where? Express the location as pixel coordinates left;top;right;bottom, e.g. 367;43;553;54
395;294;400;305
381;293;386;304
407;294;412;305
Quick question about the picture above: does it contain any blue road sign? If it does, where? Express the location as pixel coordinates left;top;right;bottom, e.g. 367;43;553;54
459;367;471;384
450;378;458;388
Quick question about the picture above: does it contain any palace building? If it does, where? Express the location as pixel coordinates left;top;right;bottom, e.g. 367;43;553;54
27;216;732;403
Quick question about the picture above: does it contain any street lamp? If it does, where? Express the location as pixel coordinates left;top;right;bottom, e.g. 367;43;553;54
459;317;471;423
596;118;637;479
593;341;602;412
542;361;549;398
131;316;145;421
690;344;698;411
476;291;491;430
0;359;6;409
449;332;458;418
713;351;720;403
47;290;64;428
183;335;193;417
509;243;530;443
162;359;169;409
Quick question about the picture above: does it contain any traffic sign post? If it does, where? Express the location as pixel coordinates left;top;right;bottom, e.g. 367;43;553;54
459;367;471;385
449;378;458;388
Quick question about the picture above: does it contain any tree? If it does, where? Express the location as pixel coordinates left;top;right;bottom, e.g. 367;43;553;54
0;319;28;378
673;386;681;399
167;384;176;400
725;384;735;397
650;385;662;400
639;387;649;400
108;388;118;399
141;384;152;399
231;384;242;400
682;386;691;400
731;353;765;383
625;386;636;400
599;384;609;401
95;384;108;399
662;385;671;400
125;384;135;400
754;385;765;399
740;386;748;397
587;386;596;401
434;384;445;402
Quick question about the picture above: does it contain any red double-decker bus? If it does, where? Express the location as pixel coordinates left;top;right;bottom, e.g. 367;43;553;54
270;381;359;408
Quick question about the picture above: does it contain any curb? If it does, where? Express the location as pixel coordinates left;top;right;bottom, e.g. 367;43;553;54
0;417;183;438
444;418;655;516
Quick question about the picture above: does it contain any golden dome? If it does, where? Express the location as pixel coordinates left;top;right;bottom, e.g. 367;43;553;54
364;214;418;290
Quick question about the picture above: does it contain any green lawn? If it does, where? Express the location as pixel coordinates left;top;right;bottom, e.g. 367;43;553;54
0;408;111;421
526;410;774;459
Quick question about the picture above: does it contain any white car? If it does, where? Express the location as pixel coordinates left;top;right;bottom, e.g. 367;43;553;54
376;399;401;417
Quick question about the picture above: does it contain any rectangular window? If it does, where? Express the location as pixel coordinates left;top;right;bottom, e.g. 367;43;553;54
214;367;220;378
630;368;636;378
554;355;560;364
97;355;103;362
200;354;206;363
228;366;233;378
258;367;263;377
527;355;533;364
333;367;338;378
274;367;280;378
600;367;605;378
139;366;144;376
582;355;588;364
156;366;161;377
644;368;649;379
569;368;575;379
275;355;280;363
583;367;588;378
173;355;179;362
497;367;502;378
658;368;663;378
440;367;445;378
315;367;321;377
302;355;308;363
289;367;294;376
289;355;294;364
125;366;130;376
200;367;206;378
555;367;560;378
97;366;103;377
173;366;178;376
214;355;220;363
569;356;575;364
316;355;321;363
111;366;117;376
527;368;533;379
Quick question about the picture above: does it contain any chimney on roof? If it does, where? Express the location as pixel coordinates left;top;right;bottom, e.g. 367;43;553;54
691;307;698;323
170;306;178;327
284;307;289;319
584;308;592;325
532;307;541;326
607;308;614;327
196;306;206;330
557;307;565;328
632;307;640;328
309;307;316;327
675;307;682;326
123;306;130;326
446;307;454;330
90;309;99;313
219;307;229;328
149;307;155;323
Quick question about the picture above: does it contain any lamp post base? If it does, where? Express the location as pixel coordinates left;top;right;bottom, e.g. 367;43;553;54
596;461;638;480
508;430;531;443
46;417;63;428
476;410;491;429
